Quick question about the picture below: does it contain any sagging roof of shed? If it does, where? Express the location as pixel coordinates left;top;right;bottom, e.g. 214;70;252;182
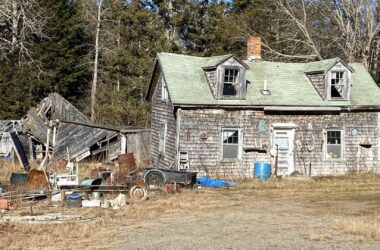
149;52;380;108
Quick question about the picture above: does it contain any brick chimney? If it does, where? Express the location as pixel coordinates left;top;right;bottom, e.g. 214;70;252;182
247;36;262;61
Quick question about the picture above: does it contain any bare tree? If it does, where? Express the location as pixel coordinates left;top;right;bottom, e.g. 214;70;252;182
271;0;323;60
321;0;380;69
0;0;46;61
82;0;127;122
82;0;107;122
236;0;379;75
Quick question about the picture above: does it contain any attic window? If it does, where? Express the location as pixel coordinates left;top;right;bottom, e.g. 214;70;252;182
329;71;348;99
223;68;239;96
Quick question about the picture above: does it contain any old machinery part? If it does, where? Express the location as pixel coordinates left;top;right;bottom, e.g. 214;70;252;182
129;185;148;202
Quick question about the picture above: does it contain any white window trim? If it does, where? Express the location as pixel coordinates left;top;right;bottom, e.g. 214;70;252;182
220;128;243;161
159;123;167;155
219;66;242;99
161;76;169;102
324;128;345;161
326;70;350;100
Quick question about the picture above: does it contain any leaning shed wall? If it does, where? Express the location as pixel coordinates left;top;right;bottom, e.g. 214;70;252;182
178;109;379;178
150;70;177;169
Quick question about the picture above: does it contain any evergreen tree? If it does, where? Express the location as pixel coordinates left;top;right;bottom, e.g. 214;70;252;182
95;0;168;127
0;57;44;119
34;0;91;106
182;0;227;56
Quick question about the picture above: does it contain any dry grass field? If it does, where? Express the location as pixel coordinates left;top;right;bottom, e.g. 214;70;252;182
0;160;379;249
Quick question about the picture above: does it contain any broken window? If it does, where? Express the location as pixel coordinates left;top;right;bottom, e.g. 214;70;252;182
330;71;347;99
159;123;166;154
222;129;240;159
326;130;343;159
223;68;239;96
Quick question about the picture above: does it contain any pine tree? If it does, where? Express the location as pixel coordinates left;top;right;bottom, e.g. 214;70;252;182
95;0;168;127
34;0;91;106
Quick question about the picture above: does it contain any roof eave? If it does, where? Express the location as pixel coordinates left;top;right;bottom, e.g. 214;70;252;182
172;103;380;111
204;55;251;70
145;56;160;102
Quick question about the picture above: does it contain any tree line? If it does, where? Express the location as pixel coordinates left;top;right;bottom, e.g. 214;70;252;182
0;0;379;127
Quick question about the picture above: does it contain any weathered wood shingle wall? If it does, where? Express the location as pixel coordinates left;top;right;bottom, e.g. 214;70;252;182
178;109;379;178
150;69;177;169
205;70;218;98
307;73;325;98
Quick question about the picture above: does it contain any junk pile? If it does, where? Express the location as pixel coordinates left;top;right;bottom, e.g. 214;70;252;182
0;93;199;218
0;149;198;214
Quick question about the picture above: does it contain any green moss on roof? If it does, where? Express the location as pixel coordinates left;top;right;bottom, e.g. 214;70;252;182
158;52;380;107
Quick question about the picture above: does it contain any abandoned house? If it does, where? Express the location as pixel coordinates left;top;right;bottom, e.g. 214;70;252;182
146;36;380;178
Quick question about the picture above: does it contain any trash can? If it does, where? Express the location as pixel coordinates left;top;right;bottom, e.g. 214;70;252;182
65;193;82;207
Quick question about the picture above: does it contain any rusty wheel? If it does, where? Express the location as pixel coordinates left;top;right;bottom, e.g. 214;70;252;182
129;185;148;202
144;170;165;189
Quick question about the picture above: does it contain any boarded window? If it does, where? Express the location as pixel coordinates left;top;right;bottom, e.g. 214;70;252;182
326;130;343;159
222;129;240;159
223;68;239;96
159;123;166;154
330;71;347;99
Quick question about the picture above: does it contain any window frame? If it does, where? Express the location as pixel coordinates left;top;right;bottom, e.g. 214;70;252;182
219;66;242;99
327;70;349;100
158;123;167;155
222;68;239;97
220;128;242;161
324;128;344;161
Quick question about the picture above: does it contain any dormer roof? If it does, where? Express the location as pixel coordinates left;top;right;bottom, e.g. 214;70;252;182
304;58;354;74
202;54;250;70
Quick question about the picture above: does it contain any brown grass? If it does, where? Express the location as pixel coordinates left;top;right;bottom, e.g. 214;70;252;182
0;169;379;248
0;160;24;185
333;214;380;241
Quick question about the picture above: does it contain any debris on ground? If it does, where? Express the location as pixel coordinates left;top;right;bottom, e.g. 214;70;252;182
196;177;236;188
109;193;128;209
0;213;92;224
82;200;101;207
64;193;82;208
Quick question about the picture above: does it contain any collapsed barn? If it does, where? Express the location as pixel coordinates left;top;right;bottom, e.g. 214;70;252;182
0;93;150;170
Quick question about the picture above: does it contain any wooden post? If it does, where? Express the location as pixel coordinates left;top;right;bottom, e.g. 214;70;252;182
274;144;279;177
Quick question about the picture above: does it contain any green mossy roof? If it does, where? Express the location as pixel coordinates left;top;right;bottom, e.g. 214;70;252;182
158;52;380;107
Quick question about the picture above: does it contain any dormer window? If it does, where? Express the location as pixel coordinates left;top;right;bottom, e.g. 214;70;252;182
306;60;353;101
330;71;348;99
202;55;248;99
223;68;239;96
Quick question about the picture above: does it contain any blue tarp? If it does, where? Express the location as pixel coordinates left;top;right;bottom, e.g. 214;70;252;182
196;177;236;188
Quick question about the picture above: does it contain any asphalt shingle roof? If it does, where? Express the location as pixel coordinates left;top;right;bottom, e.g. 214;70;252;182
158;52;380;107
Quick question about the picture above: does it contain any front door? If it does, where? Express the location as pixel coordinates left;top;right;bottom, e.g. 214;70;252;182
272;128;295;175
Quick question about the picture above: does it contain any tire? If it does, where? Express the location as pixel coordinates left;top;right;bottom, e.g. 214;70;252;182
129;185;148;202
144;170;166;188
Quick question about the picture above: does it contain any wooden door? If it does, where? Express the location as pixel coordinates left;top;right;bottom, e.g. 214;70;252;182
272;129;295;175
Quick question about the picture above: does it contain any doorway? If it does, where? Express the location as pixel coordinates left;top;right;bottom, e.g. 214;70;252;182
272;126;296;175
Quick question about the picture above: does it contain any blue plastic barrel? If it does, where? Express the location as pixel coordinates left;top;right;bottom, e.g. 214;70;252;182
254;162;271;180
